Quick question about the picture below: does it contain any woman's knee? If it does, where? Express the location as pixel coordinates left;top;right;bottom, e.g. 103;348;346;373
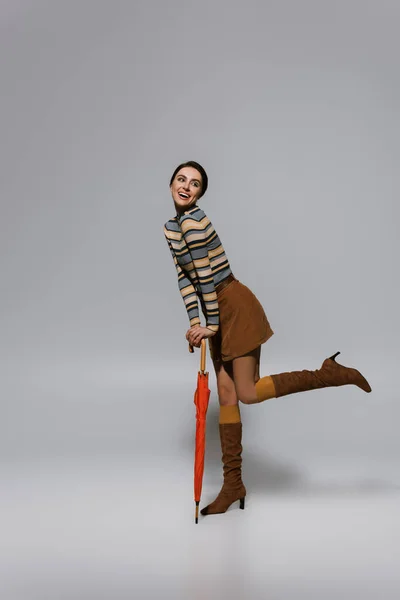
236;383;258;404
217;379;238;405
214;360;238;406
238;393;255;405
219;392;238;406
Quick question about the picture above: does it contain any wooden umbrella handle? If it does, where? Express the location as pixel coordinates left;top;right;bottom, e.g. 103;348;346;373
188;340;206;372
200;339;206;372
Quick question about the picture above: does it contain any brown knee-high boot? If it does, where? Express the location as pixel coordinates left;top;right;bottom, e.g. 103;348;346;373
256;351;371;402
200;421;246;515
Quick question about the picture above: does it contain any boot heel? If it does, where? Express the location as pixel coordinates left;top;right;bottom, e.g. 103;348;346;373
329;351;341;362
239;497;245;510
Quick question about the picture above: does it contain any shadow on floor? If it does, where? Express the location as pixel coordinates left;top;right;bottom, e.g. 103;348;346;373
182;403;400;496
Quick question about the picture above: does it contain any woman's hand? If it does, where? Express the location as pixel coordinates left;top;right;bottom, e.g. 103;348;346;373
186;325;215;348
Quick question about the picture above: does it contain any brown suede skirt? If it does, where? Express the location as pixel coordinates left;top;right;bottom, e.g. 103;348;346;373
206;275;274;363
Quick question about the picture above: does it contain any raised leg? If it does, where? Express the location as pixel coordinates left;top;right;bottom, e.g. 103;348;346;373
232;351;371;405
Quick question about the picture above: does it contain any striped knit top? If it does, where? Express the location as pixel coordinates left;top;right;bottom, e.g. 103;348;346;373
164;204;233;333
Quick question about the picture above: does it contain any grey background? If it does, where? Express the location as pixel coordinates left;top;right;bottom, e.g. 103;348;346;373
1;1;399;599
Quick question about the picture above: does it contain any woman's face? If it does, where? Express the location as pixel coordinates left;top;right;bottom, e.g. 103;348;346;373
170;167;203;213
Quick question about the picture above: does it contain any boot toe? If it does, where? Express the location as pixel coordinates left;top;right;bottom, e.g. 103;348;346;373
363;379;372;393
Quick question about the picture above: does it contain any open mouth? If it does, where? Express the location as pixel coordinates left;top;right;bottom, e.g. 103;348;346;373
178;192;190;199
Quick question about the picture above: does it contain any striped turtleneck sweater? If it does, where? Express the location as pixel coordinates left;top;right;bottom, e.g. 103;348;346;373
164;204;233;333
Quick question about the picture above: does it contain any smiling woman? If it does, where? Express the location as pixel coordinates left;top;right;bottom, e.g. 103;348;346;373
169;160;208;214
163;160;371;519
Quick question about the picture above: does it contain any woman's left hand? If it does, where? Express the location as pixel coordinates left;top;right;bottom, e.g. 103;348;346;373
186;326;215;348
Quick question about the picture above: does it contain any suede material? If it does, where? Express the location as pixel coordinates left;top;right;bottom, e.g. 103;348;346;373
200;422;246;516
208;279;274;363
270;352;372;398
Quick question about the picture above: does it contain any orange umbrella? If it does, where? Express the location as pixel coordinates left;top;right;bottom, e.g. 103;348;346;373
189;339;210;523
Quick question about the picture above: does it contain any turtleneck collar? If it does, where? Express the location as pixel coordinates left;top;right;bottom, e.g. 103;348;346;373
175;204;199;220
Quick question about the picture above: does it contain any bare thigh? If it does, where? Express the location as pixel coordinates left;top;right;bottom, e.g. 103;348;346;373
212;358;238;406
232;345;261;404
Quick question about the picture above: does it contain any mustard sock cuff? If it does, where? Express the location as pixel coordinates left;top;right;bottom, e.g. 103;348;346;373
255;376;276;402
219;404;241;424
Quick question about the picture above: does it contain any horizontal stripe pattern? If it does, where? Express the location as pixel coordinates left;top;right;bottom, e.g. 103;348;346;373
164;205;232;332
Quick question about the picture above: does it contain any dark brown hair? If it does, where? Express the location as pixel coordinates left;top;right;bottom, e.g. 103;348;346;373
169;161;208;198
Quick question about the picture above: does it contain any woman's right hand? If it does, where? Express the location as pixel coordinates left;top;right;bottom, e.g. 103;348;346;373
186;325;215;348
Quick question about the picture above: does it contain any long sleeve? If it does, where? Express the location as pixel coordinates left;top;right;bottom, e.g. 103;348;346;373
164;230;201;328
179;216;219;333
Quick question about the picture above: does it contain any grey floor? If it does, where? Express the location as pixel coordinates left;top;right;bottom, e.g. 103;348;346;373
1;357;399;600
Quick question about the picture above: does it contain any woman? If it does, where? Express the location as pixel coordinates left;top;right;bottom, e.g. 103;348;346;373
164;160;372;517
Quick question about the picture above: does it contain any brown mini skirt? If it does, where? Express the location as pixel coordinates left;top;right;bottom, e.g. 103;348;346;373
207;276;274;363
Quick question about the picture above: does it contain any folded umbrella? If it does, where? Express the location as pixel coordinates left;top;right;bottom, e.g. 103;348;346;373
189;339;210;523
